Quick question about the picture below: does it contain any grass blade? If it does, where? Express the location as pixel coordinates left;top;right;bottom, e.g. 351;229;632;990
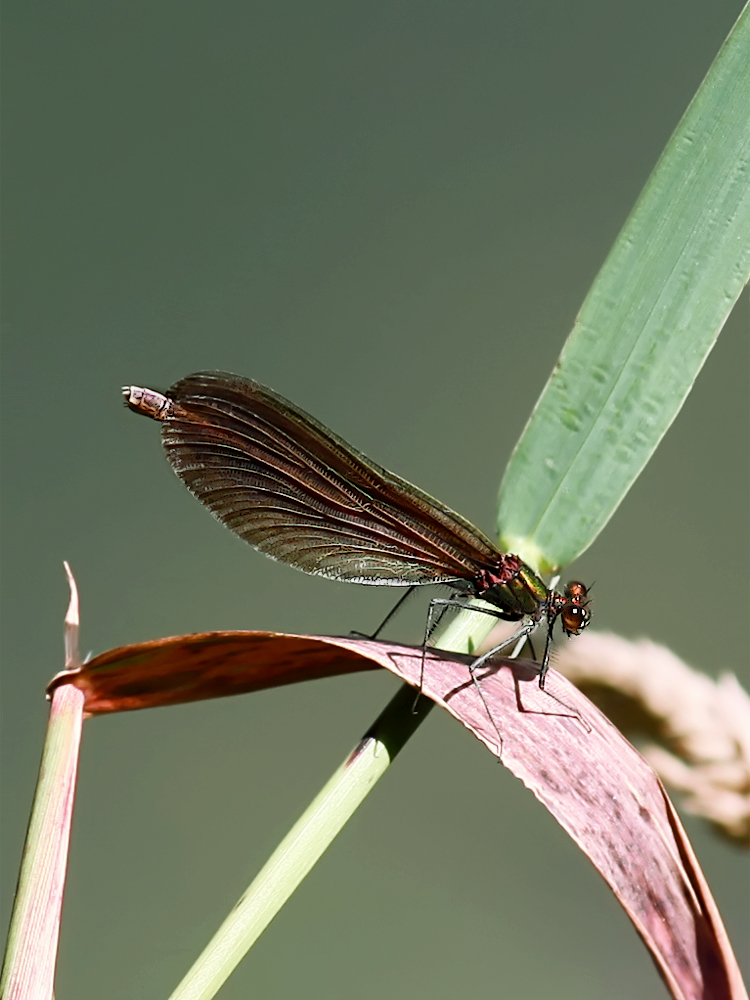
0;566;84;1000
497;5;750;573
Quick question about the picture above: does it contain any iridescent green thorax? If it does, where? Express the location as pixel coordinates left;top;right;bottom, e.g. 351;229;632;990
473;555;549;621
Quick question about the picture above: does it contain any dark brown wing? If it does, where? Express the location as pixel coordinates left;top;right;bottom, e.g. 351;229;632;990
156;371;502;587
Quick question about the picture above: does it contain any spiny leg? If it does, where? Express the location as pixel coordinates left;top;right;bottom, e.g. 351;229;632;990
415;597;534;756
416;595;518;702
538;613;557;689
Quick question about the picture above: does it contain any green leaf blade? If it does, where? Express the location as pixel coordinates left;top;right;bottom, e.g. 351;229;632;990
497;5;750;574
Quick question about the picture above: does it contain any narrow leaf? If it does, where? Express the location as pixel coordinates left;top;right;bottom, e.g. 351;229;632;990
1;567;84;1000
497;5;750;572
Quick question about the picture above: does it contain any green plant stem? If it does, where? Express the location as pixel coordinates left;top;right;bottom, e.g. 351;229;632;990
166;595;508;1000
168;680;434;1000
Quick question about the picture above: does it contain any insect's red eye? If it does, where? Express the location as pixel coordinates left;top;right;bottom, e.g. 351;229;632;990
561;603;589;635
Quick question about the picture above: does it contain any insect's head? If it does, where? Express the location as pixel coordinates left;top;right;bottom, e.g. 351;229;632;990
559;580;591;636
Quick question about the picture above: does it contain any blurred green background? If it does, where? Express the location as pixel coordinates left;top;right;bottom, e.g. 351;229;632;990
2;1;748;997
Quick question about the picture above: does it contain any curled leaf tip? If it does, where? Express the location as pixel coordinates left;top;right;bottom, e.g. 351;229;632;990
63;561;81;671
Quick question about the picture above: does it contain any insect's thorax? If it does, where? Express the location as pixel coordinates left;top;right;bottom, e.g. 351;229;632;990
473;555;549;621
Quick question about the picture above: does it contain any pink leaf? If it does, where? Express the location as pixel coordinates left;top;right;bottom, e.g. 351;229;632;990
3;566;84;1000
48;631;747;999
